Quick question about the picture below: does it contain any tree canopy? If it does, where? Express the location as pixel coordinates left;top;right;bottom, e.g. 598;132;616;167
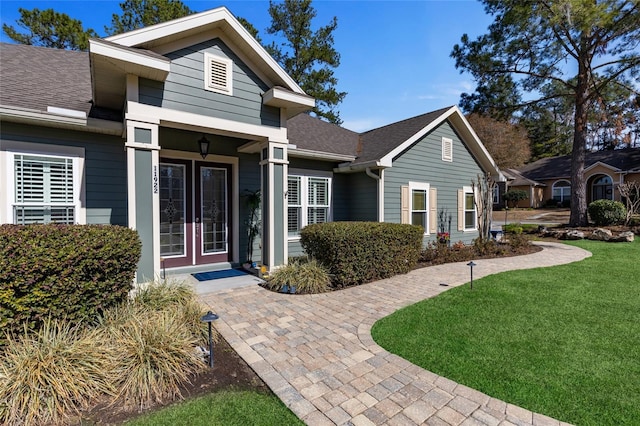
2;8;97;51
452;0;640;226
105;0;193;35
466;114;531;168
265;0;346;124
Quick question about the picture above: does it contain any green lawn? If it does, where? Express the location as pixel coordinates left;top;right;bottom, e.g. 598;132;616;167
372;240;640;426
124;390;304;426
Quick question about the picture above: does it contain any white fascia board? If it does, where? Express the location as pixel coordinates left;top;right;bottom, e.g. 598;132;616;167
263;87;315;109
46;106;87;119
126;101;287;143
584;161;621;173
334;160;385;173
105;7;305;95
90;39;170;79
1;106;124;135
289;148;355;162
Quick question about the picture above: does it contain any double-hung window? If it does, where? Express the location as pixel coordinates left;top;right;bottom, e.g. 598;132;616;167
288;173;331;237
462;186;477;231
2;142;85;225
407;182;430;233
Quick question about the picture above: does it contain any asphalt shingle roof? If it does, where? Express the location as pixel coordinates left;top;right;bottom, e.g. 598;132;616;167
287;113;360;157
0;42;92;115
518;148;640;181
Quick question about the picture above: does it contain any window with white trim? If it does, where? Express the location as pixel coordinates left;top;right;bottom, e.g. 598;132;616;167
3;144;85;225
288;174;331;237
204;52;233;95
442;137;453;162
409;182;430;232
463;186;477;230
552;180;571;203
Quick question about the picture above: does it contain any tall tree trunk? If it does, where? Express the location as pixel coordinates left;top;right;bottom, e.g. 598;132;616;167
569;53;590;227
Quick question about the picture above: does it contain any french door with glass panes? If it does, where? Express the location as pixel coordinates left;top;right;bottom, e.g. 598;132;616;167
159;160;231;268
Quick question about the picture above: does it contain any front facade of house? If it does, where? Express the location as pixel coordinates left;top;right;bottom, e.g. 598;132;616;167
0;7;503;282
506;149;640;208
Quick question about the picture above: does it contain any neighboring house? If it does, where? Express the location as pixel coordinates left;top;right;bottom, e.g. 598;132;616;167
0;7;503;282
505;149;640;208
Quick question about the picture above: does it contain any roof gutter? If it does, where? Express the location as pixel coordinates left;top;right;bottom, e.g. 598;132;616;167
334;160;386;173
0;106;124;136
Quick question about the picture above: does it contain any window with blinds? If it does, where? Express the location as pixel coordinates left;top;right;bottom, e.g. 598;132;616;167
287;174;331;237
14;154;75;224
204;52;233;95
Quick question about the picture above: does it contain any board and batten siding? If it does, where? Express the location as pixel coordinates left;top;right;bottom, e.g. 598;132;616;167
0;122;128;226
384;121;483;244
139;38;280;128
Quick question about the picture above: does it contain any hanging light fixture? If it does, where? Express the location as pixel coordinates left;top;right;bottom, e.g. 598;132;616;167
198;135;210;159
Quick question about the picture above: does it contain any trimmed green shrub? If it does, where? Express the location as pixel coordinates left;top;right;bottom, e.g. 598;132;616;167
267;259;331;294
0;224;141;338
300;222;423;287
503;223;523;234
588;199;626;226
503;189;528;207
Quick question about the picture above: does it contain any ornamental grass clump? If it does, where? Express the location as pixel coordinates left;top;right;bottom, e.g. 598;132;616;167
267;258;331;294
101;306;206;409
0;319;115;426
101;281;210;409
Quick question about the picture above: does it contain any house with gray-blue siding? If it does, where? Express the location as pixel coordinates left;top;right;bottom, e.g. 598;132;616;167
0;6;503;284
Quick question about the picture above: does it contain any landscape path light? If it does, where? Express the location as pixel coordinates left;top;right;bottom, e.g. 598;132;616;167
200;310;219;368
467;261;477;290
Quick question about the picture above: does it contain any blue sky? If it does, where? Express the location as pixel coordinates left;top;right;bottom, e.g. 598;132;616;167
0;0;493;131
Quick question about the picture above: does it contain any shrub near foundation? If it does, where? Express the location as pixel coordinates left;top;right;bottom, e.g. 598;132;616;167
0;224;141;338
300;222;423;287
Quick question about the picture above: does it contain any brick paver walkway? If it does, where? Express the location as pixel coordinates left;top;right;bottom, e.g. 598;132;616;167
199;242;590;425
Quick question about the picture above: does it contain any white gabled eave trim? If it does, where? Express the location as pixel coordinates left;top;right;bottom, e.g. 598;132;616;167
263;87;315;109
379;105;505;182
105;7;305;95
584;161;622;173
89;39;170;78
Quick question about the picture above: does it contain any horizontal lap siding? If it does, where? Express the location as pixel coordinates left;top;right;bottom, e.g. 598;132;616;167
1;122;127;226
139;38;280;127
384;121;483;244
347;172;378;221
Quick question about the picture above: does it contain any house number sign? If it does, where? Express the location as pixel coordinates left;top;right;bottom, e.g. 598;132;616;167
153;165;159;194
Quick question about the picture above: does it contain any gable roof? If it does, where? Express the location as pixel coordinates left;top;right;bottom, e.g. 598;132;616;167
288;106;504;181
517;148;640;181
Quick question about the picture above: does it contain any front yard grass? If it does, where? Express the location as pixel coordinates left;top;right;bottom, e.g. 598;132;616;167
124;390;304;426
372;240;640;425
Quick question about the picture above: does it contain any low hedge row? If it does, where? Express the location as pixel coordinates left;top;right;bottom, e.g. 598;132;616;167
300;222;423;287
0;224;141;337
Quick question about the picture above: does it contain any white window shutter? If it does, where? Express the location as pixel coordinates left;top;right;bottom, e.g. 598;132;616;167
457;189;464;231
401;185;409;224
429;187;437;234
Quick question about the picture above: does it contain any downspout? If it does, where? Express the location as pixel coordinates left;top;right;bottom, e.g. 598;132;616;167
366;167;383;222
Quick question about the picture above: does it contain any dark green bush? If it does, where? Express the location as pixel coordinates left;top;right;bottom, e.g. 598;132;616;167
503;189;528;207
0;224;141;337
588;200;626;226
300;222;423;287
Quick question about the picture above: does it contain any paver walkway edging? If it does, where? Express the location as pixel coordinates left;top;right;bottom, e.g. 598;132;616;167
200;242;590;425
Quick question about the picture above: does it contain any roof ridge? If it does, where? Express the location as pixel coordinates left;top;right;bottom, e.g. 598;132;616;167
361;105;453;135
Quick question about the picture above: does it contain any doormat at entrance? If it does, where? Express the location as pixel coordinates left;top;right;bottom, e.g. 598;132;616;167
192;269;249;282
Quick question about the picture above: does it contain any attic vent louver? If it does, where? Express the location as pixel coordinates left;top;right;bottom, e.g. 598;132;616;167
442;137;453;162
204;52;232;95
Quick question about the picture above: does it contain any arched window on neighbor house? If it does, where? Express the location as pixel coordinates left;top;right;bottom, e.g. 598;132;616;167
552;180;571;204
592;175;613;201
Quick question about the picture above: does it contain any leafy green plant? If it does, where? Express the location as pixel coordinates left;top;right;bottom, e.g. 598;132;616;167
0;224;140;340
503;223;523;234
300;222;423;287
0;319;115;425
588;199;626;226
267;259;331;294
502;189;528;208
